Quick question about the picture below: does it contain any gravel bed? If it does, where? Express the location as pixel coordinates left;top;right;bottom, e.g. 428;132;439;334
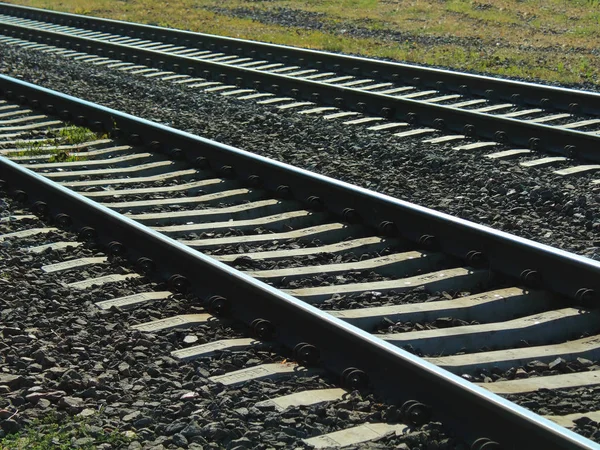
504;383;600;442
61;170;199;182
471;357;600;384
178;221;341;241
101;192;235;203
275;270;391;290
229;246;405;271
59;173;136;182
1;44;597;263
320;282;502;311
0;213;43;234
34;162;153;175
0;196;468;449
571;420;600;444
205;234;372;256
76;176;209;193
126;203;252;214
374;317;480;334
1;229;73;249
507;385;600;417
269;257;456;289
55;262;137;283
32;245;108;266
273;258;451;289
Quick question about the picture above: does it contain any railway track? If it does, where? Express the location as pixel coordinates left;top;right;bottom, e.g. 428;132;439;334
0;2;600;183
3;195;449;450
1;74;600;449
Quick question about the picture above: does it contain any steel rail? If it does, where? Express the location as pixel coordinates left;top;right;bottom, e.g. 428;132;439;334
1;19;600;163
1;1;599;117
1;73;598;304
0;74;598;450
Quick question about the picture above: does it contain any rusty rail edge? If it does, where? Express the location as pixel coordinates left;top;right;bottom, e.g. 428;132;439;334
0;73;599;448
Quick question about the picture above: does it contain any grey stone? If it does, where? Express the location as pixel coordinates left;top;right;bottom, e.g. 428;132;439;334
165;422;186;435
0;419;21;434
73;437;95;447
549;357;567;370
26;390;66;403
172;433;189;447
228;437;251;448
119;362;131;375
59;396;84;412
183;335;198;344
133;417;153;428
62;369;83;380
574;416;595;427
2;327;23;337
0;374;23;389
36;398;51;409
44;367;68;379
182;422;204;438
514;368;529;379
123;411;141;422
527;360;548;371
576;357;593;368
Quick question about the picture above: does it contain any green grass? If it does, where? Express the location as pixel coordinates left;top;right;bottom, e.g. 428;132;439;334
0;413;132;450
10;126;103;162
58;125;100;145
3;0;600;86
445;0;522;25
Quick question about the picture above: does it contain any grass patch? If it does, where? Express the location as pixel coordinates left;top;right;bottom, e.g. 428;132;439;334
57;125;99;145
10;125;105;162
0;413;131;450
3;0;600;86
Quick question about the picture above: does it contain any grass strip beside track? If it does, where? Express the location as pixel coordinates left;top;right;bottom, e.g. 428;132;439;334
2;0;600;87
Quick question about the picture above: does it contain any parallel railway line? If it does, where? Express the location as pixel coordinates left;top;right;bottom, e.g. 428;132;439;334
1;73;600;448
0;2;600;181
